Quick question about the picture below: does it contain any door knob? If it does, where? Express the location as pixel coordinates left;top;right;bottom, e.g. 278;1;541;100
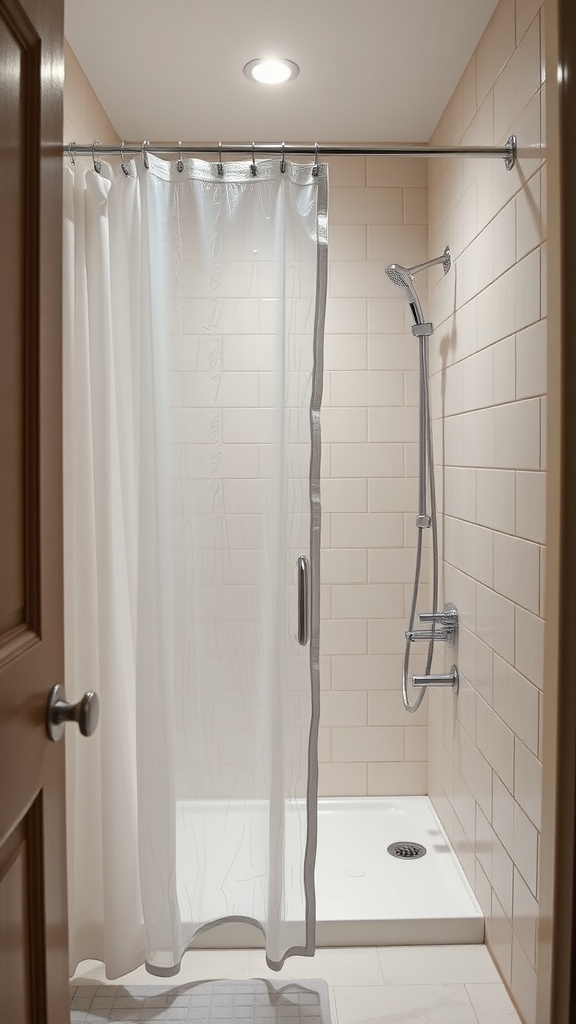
46;684;100;742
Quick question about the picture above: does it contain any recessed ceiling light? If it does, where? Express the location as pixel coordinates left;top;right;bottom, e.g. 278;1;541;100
243;58;300;85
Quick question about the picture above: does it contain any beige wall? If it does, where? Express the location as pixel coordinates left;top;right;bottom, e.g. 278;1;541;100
64;41;118;146
427;1;546;1021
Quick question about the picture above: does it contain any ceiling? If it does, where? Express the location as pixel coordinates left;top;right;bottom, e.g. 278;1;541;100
64;0;499;145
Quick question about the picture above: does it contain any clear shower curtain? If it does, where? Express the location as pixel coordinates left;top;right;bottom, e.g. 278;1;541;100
63;153;327;976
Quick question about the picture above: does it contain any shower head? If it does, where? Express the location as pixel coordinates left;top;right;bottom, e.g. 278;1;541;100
385;263;425;323
385;246;452;325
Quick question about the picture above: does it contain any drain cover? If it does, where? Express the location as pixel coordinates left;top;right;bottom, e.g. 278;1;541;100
387;841;427;860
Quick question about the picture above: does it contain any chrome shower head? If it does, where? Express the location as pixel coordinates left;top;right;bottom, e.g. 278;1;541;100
385;246;452;325
385;263;425;323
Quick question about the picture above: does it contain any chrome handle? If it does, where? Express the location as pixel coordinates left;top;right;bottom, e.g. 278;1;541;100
297;554;309;646
46;684;100;742
412;665;459;693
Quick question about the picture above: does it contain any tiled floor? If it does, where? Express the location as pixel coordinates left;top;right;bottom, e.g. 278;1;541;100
72;944;523;1023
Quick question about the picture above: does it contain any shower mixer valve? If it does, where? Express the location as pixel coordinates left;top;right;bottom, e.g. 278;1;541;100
405;603;459;648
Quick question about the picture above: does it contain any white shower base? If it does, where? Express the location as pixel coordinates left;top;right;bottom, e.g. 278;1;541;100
178;796;483;948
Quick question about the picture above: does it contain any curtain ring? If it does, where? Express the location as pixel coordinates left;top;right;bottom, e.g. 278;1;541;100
91;141;102;174
67;141;76;166
142;140;150;170
217;141;224;177
280;142;286;173
177;141;184;173
312;142;319;177
251;142;257;176
120;141;131;177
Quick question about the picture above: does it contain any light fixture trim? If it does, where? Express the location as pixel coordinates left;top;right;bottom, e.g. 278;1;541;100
243;58;300;85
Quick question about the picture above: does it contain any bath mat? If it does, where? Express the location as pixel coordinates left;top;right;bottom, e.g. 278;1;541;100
70;978;331;1023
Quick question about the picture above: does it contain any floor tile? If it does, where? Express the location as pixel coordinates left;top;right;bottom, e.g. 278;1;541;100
466;982;522;1021
334;983;478;1024
377;943;500;985
249;947;385;986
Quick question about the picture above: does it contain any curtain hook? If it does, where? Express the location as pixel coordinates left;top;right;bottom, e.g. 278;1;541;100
177;141;184;173
120;141;131;177
312;142;319;177
142;140;150;170
67;141;76;166
280;142;286;173
251;142;257;176
217;141;224;177
91;141;101;174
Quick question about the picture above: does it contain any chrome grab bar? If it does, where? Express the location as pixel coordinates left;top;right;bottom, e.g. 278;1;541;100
297;555;310;647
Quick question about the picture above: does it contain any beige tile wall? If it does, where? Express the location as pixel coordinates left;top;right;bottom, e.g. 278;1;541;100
426;1;546;1021
319;155;432;796
64;42;118;147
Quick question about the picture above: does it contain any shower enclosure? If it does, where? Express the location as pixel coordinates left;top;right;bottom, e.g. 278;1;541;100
64;153;327;978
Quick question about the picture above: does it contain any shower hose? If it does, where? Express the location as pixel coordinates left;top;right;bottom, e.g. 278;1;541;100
402;333;439;713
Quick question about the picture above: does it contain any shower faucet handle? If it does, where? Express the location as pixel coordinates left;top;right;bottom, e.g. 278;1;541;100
417;603;459;646
419;604;458;625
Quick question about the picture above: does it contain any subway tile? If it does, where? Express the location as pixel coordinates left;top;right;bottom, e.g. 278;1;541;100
368;406;418;443
327;224;366;260
493;198;517;279
492;773;515;856
493;655;539;753
318;762;367;797
493;336;516;406
367;223;429;263
516;171;543;259
476;469;516;534
331;370;404;407
321;408;367;443
444;467;477;522
331;444;404;479
329;186;403;225
494;16;542;143
476;697;514;791
367;760;427;795
514;248;541;333
367;618;407;655
493;399;541;471
331;512;404;548
331;653;403;691
511;931;538;1024
513;802;539;896
330;261;391;299
488;890;513;986
325;155;366;187
516;319;546;399
403;188;428;225
367;158;428;188
321;548;367;584
324;297;367;334
473;0;512;105
368;689;427;728
514;739;542;833
367;296;409;335
514;607;544;690
321;690;367;727
331;582;405;621
368;548;424;584
493;532;540;614
320;619;367;656
515;471;546;543
331;725;404;762
323;334;367;370
321;478;367;512
367;333;419;370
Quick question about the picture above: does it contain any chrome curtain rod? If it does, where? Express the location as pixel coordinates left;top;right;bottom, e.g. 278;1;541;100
65;136;517;170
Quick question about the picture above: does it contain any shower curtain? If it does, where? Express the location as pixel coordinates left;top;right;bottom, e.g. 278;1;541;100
63;153;327;976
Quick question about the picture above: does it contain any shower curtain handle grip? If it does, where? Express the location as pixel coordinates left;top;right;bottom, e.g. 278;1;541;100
297;555;310;646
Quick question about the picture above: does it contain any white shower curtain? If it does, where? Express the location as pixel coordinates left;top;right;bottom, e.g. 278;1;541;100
63;153;327;977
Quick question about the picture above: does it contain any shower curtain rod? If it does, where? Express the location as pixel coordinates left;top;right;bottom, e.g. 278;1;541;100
65;136;517;170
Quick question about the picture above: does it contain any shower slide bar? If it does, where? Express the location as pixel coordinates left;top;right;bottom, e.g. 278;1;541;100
64;136;517;170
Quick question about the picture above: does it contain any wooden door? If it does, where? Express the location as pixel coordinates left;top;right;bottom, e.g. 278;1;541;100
0;0;67;1020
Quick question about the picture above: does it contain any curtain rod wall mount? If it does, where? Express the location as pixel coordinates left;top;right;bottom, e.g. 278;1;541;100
65;135;517;170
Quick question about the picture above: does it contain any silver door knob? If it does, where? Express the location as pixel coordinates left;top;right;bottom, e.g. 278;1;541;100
46;684;100;742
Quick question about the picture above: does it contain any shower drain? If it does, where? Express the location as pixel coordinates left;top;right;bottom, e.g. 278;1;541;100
387;841;427;860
